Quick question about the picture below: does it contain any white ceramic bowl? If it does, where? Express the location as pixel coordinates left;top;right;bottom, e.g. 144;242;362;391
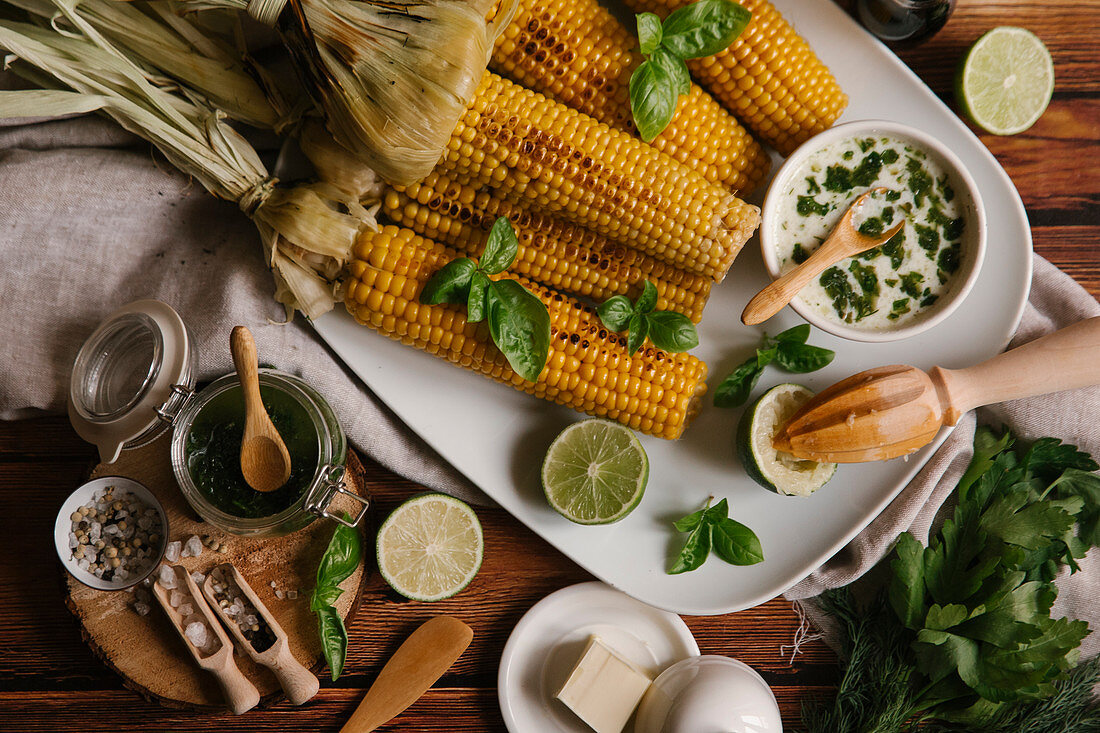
760;119;987;343
54;476;167;591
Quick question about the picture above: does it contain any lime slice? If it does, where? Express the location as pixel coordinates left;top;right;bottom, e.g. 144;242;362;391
376;493;483;601
956;26;1054;135
541;419;649;524
736;384;837;497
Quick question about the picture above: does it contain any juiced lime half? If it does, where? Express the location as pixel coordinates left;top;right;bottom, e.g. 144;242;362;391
956;26;1054;135
737;384;837;497
541;419;649;524
376;493;483;601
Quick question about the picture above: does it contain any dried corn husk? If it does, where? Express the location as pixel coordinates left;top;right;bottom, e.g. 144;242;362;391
0;18;372;317
178;0;517;185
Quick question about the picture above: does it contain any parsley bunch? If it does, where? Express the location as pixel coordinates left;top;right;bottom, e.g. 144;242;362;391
804;426;1100;732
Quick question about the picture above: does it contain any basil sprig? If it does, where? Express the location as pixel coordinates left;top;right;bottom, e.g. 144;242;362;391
597;280;699;355
420;218;550;382
713;324;834;408
630;0;751;141
668;497;763;574
310;515;362;680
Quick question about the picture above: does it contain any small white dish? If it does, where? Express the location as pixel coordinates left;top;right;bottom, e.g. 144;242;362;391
760;118;987;343
54;476;168;591
498;581;699;733
634;656;782;733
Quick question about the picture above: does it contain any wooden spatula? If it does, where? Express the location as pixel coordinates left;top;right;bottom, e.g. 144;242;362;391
340;616;473;733
773;317;1100;463
230;325;291;492
741;188;905;326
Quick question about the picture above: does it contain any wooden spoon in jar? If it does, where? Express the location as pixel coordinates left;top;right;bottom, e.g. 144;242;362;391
773;317;1100;463
741;187;906;326
230;326;291;492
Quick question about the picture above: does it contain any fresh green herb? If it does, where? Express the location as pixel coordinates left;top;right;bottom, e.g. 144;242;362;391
310;516;363;681
596;280;699;355
937;173;956;203
821;266;875;323
920;293;939;308
792;242;809;264
858;137;875;153
888;298;911;320
899;271;925;299
858;217;884;237
712;324;834;407
882;233;906;269
907;157;933;206
803;428;1100;732
668;498;762;574
797;195;831;216
805;177;821;194
851;151;885;187
915;223;940;255
885;189;902;201
823;165;852;193
421;218;550;381
849;260;879;298
843;149;854;160
938;243;961;274
629;0;751;141
881;148;900;165
944;216;965;241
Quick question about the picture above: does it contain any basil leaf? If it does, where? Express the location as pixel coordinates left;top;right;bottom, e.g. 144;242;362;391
420;257;476;305
713;356;764;408
597;294;634;331
660;0;751;59
479;217;519;274
711;517;764;566
775;341;835;373
673;506;707;533
629;55;680;143
315;521;362;590
757;344;778;368
486;279;551;382
636;279;659;314
647;310;698;352
627;312;649;355
774;323;811;344
703;497;729;523
668;523;711;574
310;584;344;612
467;270;491;323
316;605;349;681
637;12;663;55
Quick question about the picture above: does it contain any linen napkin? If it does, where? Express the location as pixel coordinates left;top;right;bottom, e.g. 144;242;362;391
784;255;1100;658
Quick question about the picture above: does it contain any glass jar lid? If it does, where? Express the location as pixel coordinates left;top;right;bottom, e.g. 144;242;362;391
68;300;194;463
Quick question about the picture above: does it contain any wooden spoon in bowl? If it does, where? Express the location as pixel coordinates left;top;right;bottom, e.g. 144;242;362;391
741;187;906;326
773;317;1100;463
230;325;291;492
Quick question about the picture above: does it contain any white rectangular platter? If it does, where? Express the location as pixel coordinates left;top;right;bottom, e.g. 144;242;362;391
312;0;1032;615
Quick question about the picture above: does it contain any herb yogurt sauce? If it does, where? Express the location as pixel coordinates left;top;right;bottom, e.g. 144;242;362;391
775;135;965;329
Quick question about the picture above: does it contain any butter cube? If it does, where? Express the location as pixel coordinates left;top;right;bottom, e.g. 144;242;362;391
556;636;652;733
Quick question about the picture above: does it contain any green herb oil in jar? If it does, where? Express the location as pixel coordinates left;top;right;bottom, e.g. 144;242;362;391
185;385;319;518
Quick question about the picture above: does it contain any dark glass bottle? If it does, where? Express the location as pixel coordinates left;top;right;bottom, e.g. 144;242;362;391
855;0;956;47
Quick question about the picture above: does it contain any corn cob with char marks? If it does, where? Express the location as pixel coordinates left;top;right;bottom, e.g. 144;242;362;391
345;225;708;439
382;171;712;322
491;0;770;194
437;72;760;283
621;0;846;155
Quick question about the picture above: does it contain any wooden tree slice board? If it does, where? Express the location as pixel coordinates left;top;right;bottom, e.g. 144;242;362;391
64;432;372;711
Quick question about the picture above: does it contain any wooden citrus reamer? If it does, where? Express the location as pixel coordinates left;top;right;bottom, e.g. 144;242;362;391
774;317;1100;462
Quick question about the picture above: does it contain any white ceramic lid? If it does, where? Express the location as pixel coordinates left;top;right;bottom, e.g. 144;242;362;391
68;299;192;463
498;581;699;733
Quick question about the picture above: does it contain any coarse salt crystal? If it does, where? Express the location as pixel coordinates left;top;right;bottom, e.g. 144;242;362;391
164;541;182;563
184;621;208;648
157;564;177;589
178;603;194;617
182;535;203;559
190;571;206;586
169;590;185;608
275;590;285;600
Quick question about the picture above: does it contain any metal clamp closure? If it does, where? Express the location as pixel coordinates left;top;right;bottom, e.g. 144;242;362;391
306;464;370;527
155;384;195;424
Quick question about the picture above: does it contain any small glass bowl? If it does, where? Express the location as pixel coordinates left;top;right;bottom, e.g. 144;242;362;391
170;369;366;537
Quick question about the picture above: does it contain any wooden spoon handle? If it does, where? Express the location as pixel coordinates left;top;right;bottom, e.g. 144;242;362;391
271;645;320;705
932;317;1100;424
340;617;473;733
741;244;844;325
210;657;261;715
230;325;264;418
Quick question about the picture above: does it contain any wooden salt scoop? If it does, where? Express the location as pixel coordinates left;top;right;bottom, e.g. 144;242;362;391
741;188;906;325
230;325;292;492
773;317;1100;462
152;565;260;715
201;563;319;705
340;616;473;733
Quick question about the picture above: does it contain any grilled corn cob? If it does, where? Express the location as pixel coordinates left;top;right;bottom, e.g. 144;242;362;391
345;225;708;439
439;72;760;282
622;0;846;155
491;0;770;194
383;172;712;321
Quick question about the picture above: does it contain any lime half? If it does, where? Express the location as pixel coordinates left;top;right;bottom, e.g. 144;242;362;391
376;493;483;601
541;419;649;524
956;26;1054;135
737;384;837;497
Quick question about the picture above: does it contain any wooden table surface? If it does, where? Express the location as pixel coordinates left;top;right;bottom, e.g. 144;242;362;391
1;1;1097;730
